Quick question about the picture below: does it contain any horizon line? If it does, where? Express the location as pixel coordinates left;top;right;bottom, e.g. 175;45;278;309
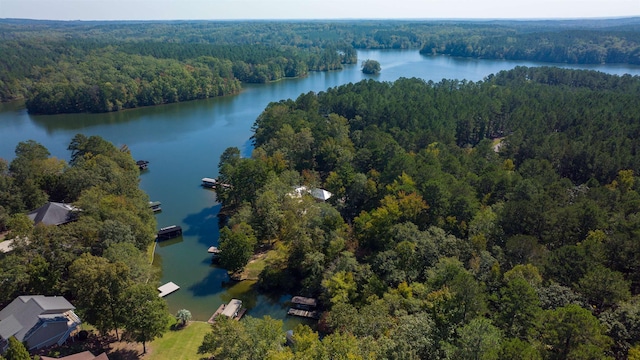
2;16;640;22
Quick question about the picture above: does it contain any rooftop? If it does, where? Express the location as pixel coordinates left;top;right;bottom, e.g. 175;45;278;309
27;202;77;226
221;299;242;318
41;351;109;360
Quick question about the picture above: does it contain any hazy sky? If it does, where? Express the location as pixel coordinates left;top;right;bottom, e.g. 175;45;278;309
1;0;638;21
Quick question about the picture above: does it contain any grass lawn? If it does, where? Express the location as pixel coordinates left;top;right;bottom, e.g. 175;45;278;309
144;320;211;360
237;248;281;280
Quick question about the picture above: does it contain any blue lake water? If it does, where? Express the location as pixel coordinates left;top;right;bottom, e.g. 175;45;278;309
1;49;639;323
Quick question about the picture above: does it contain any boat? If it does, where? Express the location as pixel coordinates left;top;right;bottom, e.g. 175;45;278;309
157;225;182;240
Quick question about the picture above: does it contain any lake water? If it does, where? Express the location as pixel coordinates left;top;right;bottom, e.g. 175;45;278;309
1;50;639;324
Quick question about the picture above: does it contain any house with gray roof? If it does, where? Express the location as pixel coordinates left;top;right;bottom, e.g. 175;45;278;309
27;202;78;226
0;295;82;353
41;351;109;360
289;186;333;202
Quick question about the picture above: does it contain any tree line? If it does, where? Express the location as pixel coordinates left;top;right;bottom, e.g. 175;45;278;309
6;40;356;114
0;21;359;112
208;66;640;359
2;18;640;111
420;29;640;64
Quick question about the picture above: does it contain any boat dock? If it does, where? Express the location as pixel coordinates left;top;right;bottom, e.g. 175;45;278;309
291;296;317;309
202;177;232;189
157;282;180;297
235;308;247;320
207;304;225;324
221;299;243;318
201;178;217;188
149;201;162;213
287;296;320;319
287;308;319;319
157;225;182;240
207;299;245;323
136;160;149;170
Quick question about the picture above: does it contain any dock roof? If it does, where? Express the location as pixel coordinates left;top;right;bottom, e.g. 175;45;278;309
157;282;180;297
221;299;242;318
158;225;181;235
291;296;317;307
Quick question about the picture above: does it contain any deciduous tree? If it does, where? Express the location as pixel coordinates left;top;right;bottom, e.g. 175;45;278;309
121;284;169;354
218;222;257;273
5;336;30;360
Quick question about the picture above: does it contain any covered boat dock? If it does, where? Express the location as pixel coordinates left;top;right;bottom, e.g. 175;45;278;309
157;225;182;240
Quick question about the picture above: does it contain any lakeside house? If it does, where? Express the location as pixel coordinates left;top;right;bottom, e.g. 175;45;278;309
289;186;333;202
28;202;78;226
0;295;82;352
1;202;79;255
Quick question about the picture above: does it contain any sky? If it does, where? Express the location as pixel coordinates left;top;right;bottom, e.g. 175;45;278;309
1;0;638;21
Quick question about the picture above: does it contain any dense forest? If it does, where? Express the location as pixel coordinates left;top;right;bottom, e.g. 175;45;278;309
1;18;639;113
420;29;640;64
0;136;169;352
202;66;640;359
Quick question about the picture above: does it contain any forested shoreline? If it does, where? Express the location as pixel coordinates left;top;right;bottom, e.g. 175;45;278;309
1;18;639;114
0;135;169;351
206;66;640;359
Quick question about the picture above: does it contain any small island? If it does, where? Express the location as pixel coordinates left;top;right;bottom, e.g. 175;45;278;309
361;59;381;74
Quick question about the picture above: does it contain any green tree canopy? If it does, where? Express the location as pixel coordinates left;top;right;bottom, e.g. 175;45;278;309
5;336;30;360
121;284;169;354
361;59;381;75
67;253;131;338
218;222;257;273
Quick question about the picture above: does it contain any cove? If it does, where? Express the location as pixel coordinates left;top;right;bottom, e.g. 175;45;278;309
1;49;640;326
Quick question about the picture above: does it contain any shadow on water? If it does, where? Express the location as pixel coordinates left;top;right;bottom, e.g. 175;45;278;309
220;280;260;308
186;266;229;297
182;203;221;247
28;94;238;133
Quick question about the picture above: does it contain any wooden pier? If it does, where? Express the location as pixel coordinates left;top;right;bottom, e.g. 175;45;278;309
287;308;319;319
207;304;226;324
235;308;247;321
